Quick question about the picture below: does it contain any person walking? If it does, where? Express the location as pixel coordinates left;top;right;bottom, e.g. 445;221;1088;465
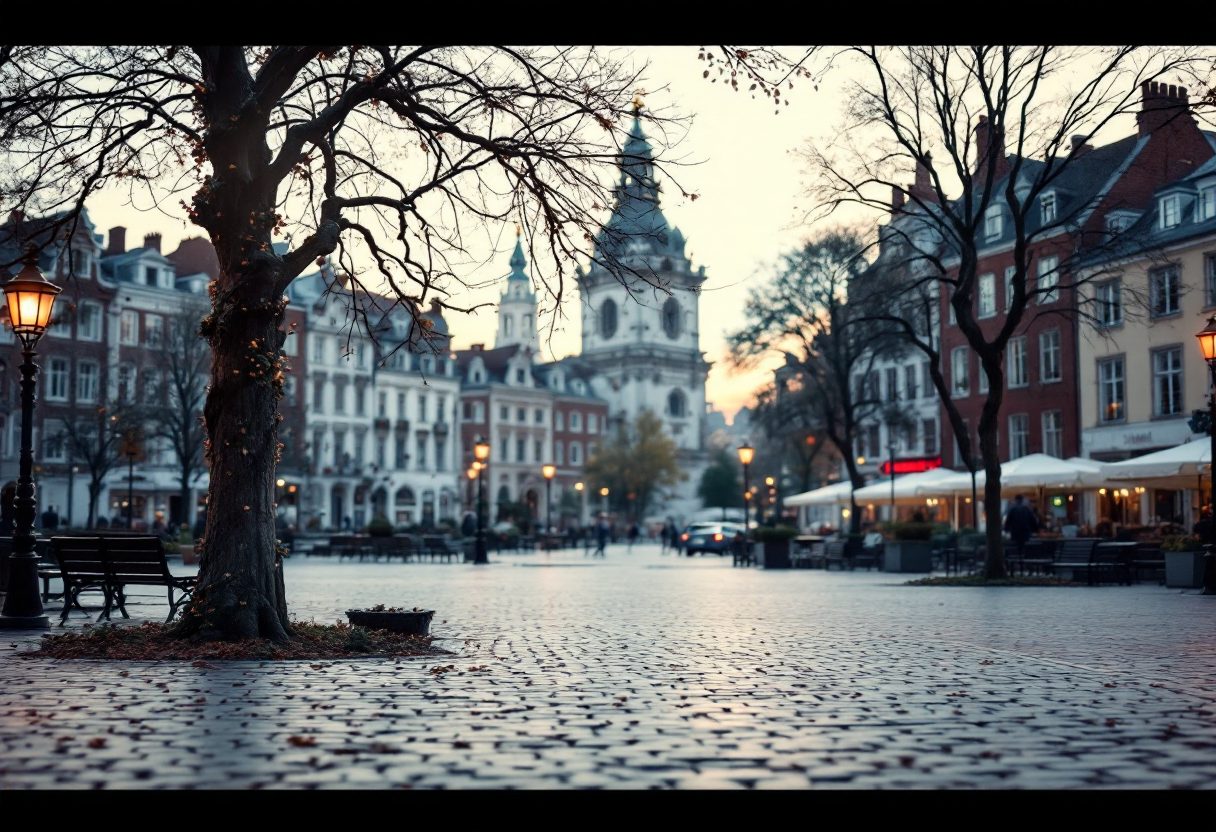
627;521;639;552
40;504;59;532
1003;494;1039;555
593;514;609;557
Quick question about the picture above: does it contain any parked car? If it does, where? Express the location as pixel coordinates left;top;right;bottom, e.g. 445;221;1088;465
680;522;745;556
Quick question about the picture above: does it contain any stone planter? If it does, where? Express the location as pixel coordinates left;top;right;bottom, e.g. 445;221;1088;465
1164;550;1206;588
883;540;933;573
759;539;791;569
180;545;198;566
346;608;435;636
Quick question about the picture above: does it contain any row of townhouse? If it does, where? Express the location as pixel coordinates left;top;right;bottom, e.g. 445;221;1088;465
844;80;1216;528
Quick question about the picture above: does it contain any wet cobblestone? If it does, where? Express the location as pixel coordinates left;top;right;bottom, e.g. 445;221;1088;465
1;544;1215;788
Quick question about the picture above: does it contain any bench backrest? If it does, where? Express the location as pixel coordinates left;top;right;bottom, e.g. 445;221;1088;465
104;536;170;581
52;536;107;581
825;540;847;557
1057;538;1097;565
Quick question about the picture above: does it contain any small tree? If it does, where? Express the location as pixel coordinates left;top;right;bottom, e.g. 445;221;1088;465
52;400;142;529
697;448;741;519
584;410;682;522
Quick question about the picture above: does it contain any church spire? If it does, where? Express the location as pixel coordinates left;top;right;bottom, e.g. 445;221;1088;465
508;225;527;279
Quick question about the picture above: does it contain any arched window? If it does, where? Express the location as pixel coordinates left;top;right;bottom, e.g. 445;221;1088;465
395;486;416;506
662;298;681;339
668;388;687;418
600;299;617;339
522;313;533;334
497;484;511;504
503;315;514;337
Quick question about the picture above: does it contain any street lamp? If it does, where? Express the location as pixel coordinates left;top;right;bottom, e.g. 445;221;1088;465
0;250;61;628
738;441;754;549
574;481;584;527
600;486;609;516
1194;317;1216;594
67;464;77;530
473;438;490;564
542;464;556;534
887;430;898;522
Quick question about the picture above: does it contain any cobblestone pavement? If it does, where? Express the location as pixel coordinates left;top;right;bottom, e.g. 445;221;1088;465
1;543;1215;789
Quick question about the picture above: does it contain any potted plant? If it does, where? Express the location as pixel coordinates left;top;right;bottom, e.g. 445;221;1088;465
346;605;435;636
178;524;198;566
1162;534;1207;588
882;521;935;573
753;525;799;569
365;513;393;537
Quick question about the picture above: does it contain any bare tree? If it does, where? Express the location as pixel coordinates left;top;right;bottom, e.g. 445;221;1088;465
48;393;142;530
0;45;705;640
803;46;1212;577
143;299;210;531
728;228;905;532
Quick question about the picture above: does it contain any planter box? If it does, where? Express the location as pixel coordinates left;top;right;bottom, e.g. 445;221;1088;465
1165;550;1207;588
883;540;933;573
180;545;198;566
758;539;791;569
346;609;435;636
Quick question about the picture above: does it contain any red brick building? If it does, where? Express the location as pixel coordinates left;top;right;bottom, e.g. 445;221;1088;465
941;82;1215;468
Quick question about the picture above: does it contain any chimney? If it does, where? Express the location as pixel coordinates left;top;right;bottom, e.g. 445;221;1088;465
107;226;126;255
891;185;905;214
1070;135;1094;157
143;232;161;253
471;343;484;352
975;115;1009;185
1137;80;1191;137
908;153;938;204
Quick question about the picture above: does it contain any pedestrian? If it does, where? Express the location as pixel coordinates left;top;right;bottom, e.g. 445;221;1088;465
660;520;671;554
0;482;17;536
627;521;639;551
1003;494;1039;555
460;511;476;538
593;514;609;557
40;504;59;531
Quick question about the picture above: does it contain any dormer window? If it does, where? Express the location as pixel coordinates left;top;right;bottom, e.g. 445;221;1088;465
515;368;526;384
1039;192;1057;225
984;205;1003;241
1198;186;1216;222
1107;214;1132;236
1160;194;1181;229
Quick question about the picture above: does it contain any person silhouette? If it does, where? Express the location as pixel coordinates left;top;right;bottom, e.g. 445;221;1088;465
0;481;16;536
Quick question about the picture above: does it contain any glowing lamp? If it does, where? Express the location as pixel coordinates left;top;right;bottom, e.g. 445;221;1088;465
737;443;754;467
574;482;584;492
3;252;61;349
1198;317;1216;363
542;464;556;480
474;439;490;461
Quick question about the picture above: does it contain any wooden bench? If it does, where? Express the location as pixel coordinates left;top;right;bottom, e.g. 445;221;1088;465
791;542;826;569
1055;538;1109;585
731;538;754;567
824;540;849;570
1129;543;1165;584
421;535;463;562
53;535;197;624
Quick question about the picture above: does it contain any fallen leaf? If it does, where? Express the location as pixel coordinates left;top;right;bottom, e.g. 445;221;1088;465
287;736;317;747
87;738;107;749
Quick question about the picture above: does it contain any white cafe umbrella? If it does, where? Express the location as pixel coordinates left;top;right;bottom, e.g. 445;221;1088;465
853;467;960;505
1100;439;1211;491
784;480;855;507
921;454;1115;497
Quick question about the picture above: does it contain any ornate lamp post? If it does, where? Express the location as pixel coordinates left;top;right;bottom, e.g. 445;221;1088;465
542;464;556;534
600;486;609;517
473;438;490;564
737;441;755;548
66;464;77;530
574;481;584;527
0;251;61;628
1194;317;1216;595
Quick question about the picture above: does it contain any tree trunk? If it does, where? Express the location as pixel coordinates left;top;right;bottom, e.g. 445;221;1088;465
87;481;101;529
979;421;1008;580
170;279;291;642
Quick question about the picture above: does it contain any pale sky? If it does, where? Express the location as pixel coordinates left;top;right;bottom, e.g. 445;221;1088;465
82;46;842;425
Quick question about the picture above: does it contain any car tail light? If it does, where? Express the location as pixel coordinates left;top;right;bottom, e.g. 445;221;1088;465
713;533;723;541
681;533;688;541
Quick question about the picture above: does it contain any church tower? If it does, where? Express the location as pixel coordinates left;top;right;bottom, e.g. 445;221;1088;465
576;105;711;521
494;229;539;352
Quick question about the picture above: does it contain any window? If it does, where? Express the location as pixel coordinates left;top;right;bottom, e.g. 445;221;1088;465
978;362;989;394
283;326;298;356
356;343;367;370
1159;194;1181;228
119;310;139;345
922;419;938;456
1098;357;1125;423
555;441;565;465
867;425;880;460
145;314;163;347
313;335;325;364
985;204;1003;240
353;432;365;468
570;442;581;464
662;298;681;339
378;392;387;418
948;293;956;326
435;439;446;471
395;435;409;469
1039;330;1061;383
1152;347;1183;417
516;407;525;423
922;362;933;399
473;402;485;423
500;405;509;421
867;371;880;400
1004;266;1016;311
554;411;564;430
396;392;406;419
76;360;99;403
902;421;917;451
376;438;386;469
1097;279;1123;326
534;440;542;462
312;379;325;413
904;365;918;400
499;438;509;463
333;380;346;414
1008;337;1027;388
462;402;472;421
571;412;582;432
978;273;996;318
416;437;427;470
1037;255;1059;305
117;364;135;404
140;369;160;402
1040;192;1057;225
77;301;103;341
1150;265;1180;317
355;385;366;417
284;375;298;407
1042;411;1064;458
600;299;618;339
46;358;69;401
47;298;72;338
669;389;687;417
43;421;66;462
1199;187;1216;222
515;437;525;462
502;315;514;338
588;414;598;434
419;396;428;423
1009;414;1029;460
1206;255;1216;308
885;368;898;401
951;348;969;397
71;248;91;276
534;408;544;425
515;368;526;384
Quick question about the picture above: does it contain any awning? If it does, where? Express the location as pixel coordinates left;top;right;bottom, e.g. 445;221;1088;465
922;454;1117;497
1100;439;1211;490
784;480;854;507
853;467;960;504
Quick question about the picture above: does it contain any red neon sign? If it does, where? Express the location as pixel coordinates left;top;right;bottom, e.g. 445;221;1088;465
880;456;943;475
